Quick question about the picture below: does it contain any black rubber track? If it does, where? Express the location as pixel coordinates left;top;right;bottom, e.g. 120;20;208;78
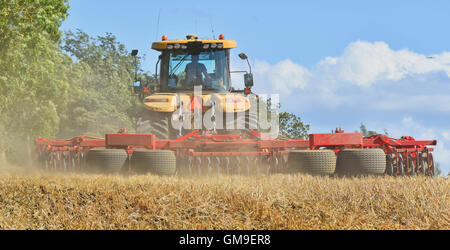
131;149;176;175
86;148;128;174
136;110;170;140
337;149;386;175
288;150;336;175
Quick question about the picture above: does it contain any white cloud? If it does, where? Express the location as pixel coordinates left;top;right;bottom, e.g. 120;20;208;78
315;41;450;86
253;60;309;95
248;41;450;92
442;131;450;142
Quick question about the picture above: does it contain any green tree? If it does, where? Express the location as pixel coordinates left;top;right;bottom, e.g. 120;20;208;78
0;0;70;164
278;112;310;140
0;0;69;113
58;30;144;137
360;124;377;137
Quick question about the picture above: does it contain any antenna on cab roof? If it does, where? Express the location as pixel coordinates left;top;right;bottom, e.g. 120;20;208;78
210;18;216;39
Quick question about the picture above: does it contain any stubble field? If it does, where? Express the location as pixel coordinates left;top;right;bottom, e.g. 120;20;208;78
0;165;448;230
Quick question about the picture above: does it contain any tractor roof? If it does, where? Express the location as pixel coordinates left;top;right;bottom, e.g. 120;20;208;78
152;34;237;51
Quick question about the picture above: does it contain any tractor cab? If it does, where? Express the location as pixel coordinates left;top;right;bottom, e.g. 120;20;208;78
150;34;252;93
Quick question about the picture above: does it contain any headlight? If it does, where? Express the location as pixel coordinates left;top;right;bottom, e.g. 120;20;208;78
203;44;210;49
174;43;181;49
210;43;217;49
181;45;187;49
217;43;223;49
167;44;174;50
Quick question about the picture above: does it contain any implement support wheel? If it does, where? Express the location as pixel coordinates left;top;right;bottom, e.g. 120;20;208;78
131;149;176;175
337;149;386;175
86;148;128;174
288;150;336;175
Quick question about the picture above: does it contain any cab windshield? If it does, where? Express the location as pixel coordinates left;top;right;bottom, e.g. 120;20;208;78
160;50;230;92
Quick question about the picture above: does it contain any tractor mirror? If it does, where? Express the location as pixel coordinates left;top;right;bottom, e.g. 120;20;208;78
239;53;248;60
239;53;252;74
131;49;138;56
244;73;254;88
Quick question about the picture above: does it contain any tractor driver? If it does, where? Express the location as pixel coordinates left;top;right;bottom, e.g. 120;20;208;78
185;55;211;87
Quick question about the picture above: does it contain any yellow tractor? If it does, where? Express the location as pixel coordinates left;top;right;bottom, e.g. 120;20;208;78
132;34;258;139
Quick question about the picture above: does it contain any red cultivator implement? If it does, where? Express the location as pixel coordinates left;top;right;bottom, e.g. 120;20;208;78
35;129;437;177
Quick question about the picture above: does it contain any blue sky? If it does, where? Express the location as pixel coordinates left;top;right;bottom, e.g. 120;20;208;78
61;0;450;68
61;0;450;174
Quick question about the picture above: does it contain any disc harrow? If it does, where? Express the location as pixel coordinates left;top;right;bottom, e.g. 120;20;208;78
35;129;437;177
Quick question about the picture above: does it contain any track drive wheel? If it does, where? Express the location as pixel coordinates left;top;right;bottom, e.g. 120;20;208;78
136;110;171;140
